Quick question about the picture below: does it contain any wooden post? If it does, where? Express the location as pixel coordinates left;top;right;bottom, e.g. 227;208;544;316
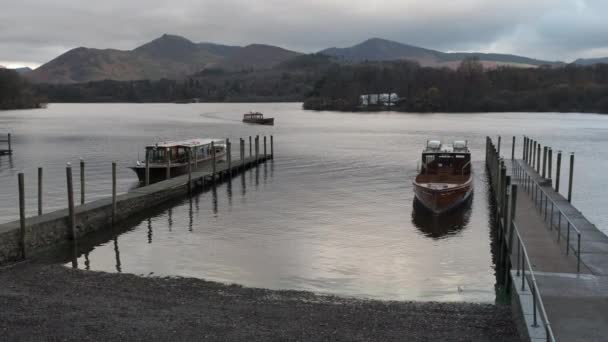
145;149;150;186
497;136;501;155
7;133;12;154
249;136;252;157
227;139;232;174
193;145;198;170
556;151;562;192
37;167;43;216
18;173;26;258
508;184;518;249
255;135;259;162
568;153;574;203
542;146;547;178
548;148;553;182
536;144;541;173
80;158;85;205
511;136;515;160
523;137;527;162
211;141;216;182
66;163;76;240
240;138;244;161
270;135;274;159
187;148;192;191
166;148;171;180
112;161;117;222
264;136;267;157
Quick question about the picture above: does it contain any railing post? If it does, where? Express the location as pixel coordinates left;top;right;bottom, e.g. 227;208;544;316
66;163;76;240
577;233;581;274
80;158;85;205
556;151;562;193
542;146;547;178
516;239;521;276
532;283;538;327
18;173;26;258
568;153;574;203
522;252;526;291
37;167;43;216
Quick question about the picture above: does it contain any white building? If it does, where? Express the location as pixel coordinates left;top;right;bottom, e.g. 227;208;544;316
360;93;399;106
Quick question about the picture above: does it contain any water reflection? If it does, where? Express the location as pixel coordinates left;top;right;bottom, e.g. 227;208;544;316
411;196;473;239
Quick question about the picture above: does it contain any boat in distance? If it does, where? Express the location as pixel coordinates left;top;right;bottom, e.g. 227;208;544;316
413;140;473;214
243;112;274;125
130;138;226;184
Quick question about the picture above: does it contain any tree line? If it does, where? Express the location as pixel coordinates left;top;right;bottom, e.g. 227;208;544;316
303;59;608;113
0;69;46;110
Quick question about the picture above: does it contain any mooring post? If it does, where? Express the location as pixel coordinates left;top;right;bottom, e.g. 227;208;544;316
187;148;192;191
249;136;252;157
7;133;12;154
536;144;541;173
508;184;518;249
227;139;232;175
548;148;553;183
112;162;117;222
18;173;26;258
263;136;267;158
211;141;216;182
255;135;259;162
66;163;76;240
568;153;574;203
529;139;533;166
270;135;274;159
241;138;244;161
556;151;562;192
80;158;85;205
523;137;528;162
511;136;515;160
503;174;511;232
37;167;43;216
166;147;171;180
532;141;536;168
145;149;150;186
542;146;547;178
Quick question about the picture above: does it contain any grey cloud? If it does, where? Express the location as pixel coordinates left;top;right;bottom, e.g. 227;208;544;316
2;0;608;67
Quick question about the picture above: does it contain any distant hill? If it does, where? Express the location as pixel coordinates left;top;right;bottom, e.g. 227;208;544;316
27;34;301;83
320;38;562;68
573;57;608;66
14;67;32;74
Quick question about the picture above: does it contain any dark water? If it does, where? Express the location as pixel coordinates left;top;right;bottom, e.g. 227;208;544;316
1;103;607;301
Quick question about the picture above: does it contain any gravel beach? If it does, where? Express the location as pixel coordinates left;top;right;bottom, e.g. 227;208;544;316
0;263;521;341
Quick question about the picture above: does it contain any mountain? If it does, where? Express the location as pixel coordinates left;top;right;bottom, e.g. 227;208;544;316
14;67;32;74
573;57;608;66
320;38;561;68
27;34;301;83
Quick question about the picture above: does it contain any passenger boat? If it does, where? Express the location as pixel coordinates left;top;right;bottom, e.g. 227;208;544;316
413;140;473;214
242;112;274;125
129;138;226;184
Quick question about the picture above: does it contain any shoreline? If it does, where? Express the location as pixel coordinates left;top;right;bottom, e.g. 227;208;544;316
0;263;521;341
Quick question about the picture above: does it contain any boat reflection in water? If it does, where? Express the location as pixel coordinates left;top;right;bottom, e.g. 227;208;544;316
411;194;473;240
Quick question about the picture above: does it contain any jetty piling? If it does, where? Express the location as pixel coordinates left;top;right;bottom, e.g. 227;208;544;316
80;159;85;205
37;167;43;216
511;136;515;160
548;148;553;183
211;141;216;182
112;162;117;222
227;139;232;175
498;135;501;155
145;150;150;186
66;164;76;240
536;144;541;173
264;136;267;157
18;173;26;258
270;135;274;159
187;149;192;192
249;136;252;157
542;146;547;178
166;148;171;180
568;153;574;202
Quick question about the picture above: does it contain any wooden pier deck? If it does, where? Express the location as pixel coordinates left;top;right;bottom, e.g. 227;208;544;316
488;137;608;342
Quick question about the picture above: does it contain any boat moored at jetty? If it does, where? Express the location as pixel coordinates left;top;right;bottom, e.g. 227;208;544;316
130;138;226;183
243;112;274;125
413;140;473;214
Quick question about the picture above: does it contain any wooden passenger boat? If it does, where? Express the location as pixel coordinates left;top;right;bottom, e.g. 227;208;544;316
243;112;274;125
413;140;473;214
129;138;226;184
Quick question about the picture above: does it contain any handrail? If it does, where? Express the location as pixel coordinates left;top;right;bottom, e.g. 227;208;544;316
461;160;471;176
513;221;557;342
513;160;582;272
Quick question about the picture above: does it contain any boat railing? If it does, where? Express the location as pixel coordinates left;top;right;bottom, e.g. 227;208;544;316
512;220;557;342
460;161;471;175
512;160;582;273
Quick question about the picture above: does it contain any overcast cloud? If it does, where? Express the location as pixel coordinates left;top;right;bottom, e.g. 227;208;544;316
2;0;608;68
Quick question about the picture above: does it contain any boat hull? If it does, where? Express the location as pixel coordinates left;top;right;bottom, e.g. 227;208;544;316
413;179;473;214
243;118;274;125
130;153;225;184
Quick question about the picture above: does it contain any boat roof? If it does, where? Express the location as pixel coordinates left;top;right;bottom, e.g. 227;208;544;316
423;140;470;154
147;138;225;148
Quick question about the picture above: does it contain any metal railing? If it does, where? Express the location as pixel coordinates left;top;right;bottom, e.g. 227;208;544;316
513;221;557;342
512;161;582;273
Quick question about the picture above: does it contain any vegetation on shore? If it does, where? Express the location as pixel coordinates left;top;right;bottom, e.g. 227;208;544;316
0;69;46;110
303;58;608;113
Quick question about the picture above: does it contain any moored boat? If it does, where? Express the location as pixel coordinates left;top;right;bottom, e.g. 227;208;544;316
413;140;473;214
243;112;274;125
130;138;226;184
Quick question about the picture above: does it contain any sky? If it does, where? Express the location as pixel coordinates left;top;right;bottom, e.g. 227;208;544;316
2;0;608;68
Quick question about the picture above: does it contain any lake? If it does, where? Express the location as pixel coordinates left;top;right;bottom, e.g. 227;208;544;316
1;103;607;302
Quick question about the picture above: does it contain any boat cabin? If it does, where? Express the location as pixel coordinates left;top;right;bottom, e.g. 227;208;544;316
145;139;225;165
420;140;471;176
243;112;264;120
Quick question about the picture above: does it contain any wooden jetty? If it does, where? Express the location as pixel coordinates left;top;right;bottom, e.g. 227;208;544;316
0;136;274;265
0;133;12;155
487;136;608;342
